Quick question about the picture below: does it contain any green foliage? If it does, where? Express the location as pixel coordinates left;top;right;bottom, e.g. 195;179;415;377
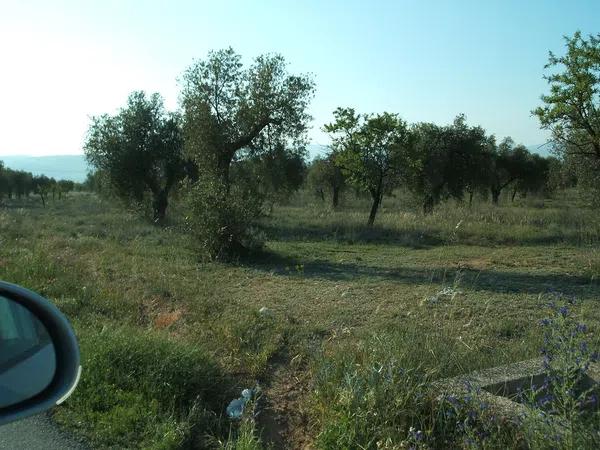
216;416;264;450
32;174;53;207
184;178;265;260
181;48;315;187
84;91;187;222
57;326;232;449
306;155;346;208
180;48;314;259
57;179;75;198
512;153;551;200
324;108;415;225
0;163;34;201
233;143;307;203
488;137;532;204
1;173;599;448
312;335;431;449
533;31;600;203
409;115;489;212
311;299;600;450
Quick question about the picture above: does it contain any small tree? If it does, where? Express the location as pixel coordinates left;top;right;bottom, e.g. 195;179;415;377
324;108;414;226
85;91;187;222
510;153;551;201
57;180;75;199
488;137;530;204
409;115;488;213
32;175;52;207
306;154;346;207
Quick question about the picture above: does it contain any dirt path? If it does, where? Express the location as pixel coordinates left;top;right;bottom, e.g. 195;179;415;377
257;359;314;449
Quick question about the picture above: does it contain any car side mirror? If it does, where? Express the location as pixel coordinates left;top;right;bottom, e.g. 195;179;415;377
0;281;81;426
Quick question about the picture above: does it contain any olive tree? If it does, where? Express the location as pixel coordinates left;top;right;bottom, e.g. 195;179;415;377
180;48;315;258
32;175;52;207
488;137;530;204
510;153;551;201
181;48;315;188
324;108;414;226
232;143;307;203
409;116;488;213
57;180;75;199
306;154;346;207
533;32;600;202
85;91;186;222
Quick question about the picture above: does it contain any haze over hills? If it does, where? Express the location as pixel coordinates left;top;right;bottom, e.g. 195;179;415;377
0;143;552;183
0;155;91;182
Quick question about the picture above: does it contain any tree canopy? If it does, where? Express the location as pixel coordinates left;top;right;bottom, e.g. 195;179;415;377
324;107;415;225
534;31;600;202
307;154;346;208
181;48;315;186
409;116;489;212
84;91;187;222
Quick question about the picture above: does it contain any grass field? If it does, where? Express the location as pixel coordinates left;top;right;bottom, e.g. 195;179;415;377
1;191;599;448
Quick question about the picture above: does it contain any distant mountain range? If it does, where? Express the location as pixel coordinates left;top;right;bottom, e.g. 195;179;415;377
526;144;555;157
0;143;553;183
0;155;90;183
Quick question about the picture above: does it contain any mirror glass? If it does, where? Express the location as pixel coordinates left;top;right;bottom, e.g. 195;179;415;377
0;295;56;408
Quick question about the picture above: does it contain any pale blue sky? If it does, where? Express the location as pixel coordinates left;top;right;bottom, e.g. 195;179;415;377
1;0;598;156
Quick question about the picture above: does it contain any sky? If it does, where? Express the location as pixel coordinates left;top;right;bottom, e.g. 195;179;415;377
0;0;599;157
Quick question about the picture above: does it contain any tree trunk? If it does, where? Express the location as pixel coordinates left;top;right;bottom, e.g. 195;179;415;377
152;189;169;223
217;150;234;192
367;181;383;227
511;187;517;202
332;185;340;208
491;188;500;205
39;193;45;207
423;195;434;214
469;190;474;208
316;188;325;202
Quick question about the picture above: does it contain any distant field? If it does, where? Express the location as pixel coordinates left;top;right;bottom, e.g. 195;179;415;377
0;191;598;448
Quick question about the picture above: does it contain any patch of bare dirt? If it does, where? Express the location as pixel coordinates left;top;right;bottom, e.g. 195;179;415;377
456;257;492;271
257;359;314;449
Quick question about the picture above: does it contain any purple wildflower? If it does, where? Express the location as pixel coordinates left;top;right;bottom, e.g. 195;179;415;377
558;306;569;317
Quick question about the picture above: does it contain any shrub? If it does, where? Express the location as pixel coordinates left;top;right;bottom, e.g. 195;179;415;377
55;326;234;449
184;178;265;261
520;295;600;450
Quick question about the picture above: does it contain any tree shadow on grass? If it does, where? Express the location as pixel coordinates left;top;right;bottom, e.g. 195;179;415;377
246;250;599;300
260;221;598;248
260;222;444;249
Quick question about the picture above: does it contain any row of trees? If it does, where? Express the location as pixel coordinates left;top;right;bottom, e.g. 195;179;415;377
0;162;76;206
84;31;599;258
313;111;556;224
